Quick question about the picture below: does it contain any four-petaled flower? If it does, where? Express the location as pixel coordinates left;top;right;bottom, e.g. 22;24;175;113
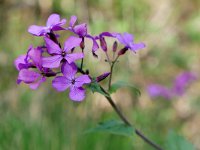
42;36;84;68
28;14;66;36
52;62;91;101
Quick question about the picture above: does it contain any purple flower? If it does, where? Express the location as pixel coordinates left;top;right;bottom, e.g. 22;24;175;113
115;32;145;53
147;84;173;100
67;16;99;52
173;72;197;96
15;46;56;89
28;13;66;36
52;62;91;101
42;36;84;68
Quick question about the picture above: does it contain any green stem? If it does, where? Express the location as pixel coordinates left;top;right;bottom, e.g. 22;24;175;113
80;48;84;69
100;86;164;150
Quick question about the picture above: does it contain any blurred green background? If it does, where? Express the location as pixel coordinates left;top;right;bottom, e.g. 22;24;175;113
0;0;200;149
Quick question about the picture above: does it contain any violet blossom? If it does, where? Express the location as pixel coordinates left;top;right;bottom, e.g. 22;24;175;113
52;62;91;101
28;13;66;36
42;36;84;68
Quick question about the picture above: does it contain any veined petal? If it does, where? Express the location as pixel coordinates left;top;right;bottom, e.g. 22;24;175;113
46;14;61;27
116;33;127;45
42;55;62;68
74;75;91;87
69;86;85;101
29;76;46;90
52;76;71;92
61;62;77;79
69;15;77;27
64;36;82;52
28;25;46;36
123;32;134;43
28;47;42;69
65;53;84;64
44;37;62;54
18;69;40;84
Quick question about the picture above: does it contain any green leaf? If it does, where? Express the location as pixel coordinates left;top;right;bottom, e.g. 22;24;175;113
165;130;196;150
109;81;141;96
86;81;109;97
84;120;134;137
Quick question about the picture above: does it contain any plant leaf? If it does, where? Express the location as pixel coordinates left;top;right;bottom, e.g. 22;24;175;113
84;120;134;137
109;81;141;96
86;81;109;97
165;130;196;150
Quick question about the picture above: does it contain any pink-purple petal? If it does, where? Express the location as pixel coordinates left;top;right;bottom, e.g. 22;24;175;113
65;53;84;64
52;76;71;92
28;25;46;36
129;42;145;52
61;62;77;79
75;75;91;87
64;36;82;52
42;55;62;68
46;14;61;27
29;76;46;90
14;55;27;71
69;86;85;101
18;69;40;84
69;15;77;27
74;23;87;37
44;37;62;54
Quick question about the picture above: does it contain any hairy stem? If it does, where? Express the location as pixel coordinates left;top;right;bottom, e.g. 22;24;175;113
100;86;164;150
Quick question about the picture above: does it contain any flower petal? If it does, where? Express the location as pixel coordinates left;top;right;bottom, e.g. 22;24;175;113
65;53;84;64
74;23;87;37
46;14;61;27
28;25;46;36
18;69;40;84
123;32;133;43
129;42;145;52
69;15;77;27
64;36;82;52
61;62;77;79
44;37;62;54
86;35;99;52
52;76;71;91
14;55;27;70
42;55;62;68
29;76;46;90
28;47;42;69
74;75;91;87
69;86;85;101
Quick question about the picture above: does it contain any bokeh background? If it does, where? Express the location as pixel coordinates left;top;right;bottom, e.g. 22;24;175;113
0;0;200;149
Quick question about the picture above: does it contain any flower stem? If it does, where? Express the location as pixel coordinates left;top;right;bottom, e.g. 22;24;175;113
81;48;84;70
100;86;164;150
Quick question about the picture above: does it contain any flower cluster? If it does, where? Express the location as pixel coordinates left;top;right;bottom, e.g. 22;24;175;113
15;13;145;101
147;72;197;100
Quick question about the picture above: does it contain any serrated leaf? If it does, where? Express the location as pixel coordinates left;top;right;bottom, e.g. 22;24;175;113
165;130;196;150
109;81;141;96
84;120;134;137
86;81;109;97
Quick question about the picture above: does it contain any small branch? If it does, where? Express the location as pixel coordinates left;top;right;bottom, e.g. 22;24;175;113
100;86;164;150
108;63;114;91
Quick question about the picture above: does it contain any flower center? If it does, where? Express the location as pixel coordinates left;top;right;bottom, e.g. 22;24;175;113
71;79;76;85
61;51;66;57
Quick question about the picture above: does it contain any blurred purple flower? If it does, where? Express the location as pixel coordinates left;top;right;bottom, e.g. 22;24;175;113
67;16;99;52
147;84;173;100
147;72;197;100
52;62;91;101
115;32;145;53
28;13;66;36
173;72;197;96
42;36;84;68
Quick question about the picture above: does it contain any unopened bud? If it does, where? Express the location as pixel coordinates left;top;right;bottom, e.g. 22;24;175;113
100;37;107;52
118;47;128;56
80;38;85;49
112;41;118;52
96;72;110;82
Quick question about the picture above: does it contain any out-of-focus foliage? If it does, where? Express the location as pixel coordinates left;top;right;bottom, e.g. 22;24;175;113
0;0;200;149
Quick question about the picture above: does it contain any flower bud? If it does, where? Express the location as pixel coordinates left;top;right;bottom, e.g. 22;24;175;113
118;47;128;56
80;38;85;49
112;41;118;52
96;72;110;82
100;37;107;52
